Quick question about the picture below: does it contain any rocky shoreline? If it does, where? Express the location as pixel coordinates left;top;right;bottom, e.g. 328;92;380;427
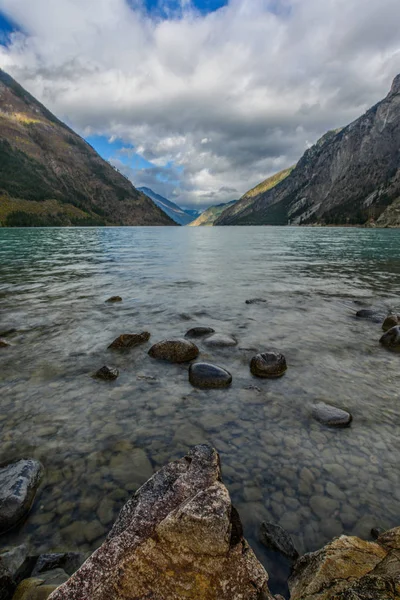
1;445;399;600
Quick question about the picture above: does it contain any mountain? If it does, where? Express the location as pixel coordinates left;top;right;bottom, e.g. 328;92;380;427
137;187;194;225
216;167;293;225
0;69;175;226
188;200;237;226
184;208;201;219
217;75;400;227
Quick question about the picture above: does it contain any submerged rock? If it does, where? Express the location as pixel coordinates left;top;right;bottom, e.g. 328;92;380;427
250;351;287;378
0;460;43;534
203;333;238;348
32;554;85;578
260;521;299;560
148;338;199;363
312;402;352;428
0;339;10;348
94;366;119;381
108;332;150;350
48;445;271;600
245;298;267;305
189;363;232;389
185;327;215;338
13;570;69;600
382;314;400;331
289;529;400;600
105;296;122;303
379;326;400;351
355;309;382;322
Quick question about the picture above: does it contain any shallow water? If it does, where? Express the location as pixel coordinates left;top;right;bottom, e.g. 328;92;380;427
1;226;400;593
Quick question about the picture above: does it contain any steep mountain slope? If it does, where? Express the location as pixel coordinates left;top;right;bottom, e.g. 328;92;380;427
137;187;193;225
215;167;293;225
188;200;237;226
217;75;400;226
0;69;174;226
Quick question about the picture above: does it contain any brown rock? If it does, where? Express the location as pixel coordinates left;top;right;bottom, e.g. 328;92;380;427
250;351;287;378
379;326;400;351
289;535;387;600
148;338;199;363
108;332;150;350
105;296;122;303
93;366;119;381
48;445;272;600
382;314;400;331
0;338;10;348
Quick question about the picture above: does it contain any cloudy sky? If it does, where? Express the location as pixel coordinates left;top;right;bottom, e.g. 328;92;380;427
0;0;399;210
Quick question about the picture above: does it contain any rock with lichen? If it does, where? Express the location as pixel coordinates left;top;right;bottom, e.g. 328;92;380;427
48;445;272;600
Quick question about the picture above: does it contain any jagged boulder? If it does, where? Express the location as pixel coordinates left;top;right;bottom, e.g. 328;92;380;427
289;527;400;600
49;445;271;600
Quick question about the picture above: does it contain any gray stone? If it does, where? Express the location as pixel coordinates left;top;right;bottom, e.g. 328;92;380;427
108;332;150;350
250;351;287;378
185;327;215;338
32;554;85;577
260;521;299;560
380;326;400;351
148;338;199;362
94;366;119;381
312;402;352;427
245;298;267;305
356;309;382;322
0;459;43;534
309;495;339;519
188;362;232;389
203;333;238;347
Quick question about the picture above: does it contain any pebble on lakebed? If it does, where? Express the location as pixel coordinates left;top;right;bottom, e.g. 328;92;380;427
203;333;238;347
250;351;287;378
189;362;232;389
105;296;122;303
94;366;119;381
312;402;352;428
108;332;150;350
148;338;199;363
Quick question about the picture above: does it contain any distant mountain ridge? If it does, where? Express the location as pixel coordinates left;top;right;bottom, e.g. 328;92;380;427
137;187;195;225
217;75;400;226
188;200;237;226
0;69;175;226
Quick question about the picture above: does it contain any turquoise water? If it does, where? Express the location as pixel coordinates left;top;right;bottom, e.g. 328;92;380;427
1;226;400;591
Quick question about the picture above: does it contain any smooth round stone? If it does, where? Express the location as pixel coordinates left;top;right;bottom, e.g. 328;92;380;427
189;362;232;389
185;327;215;338
380;326;400;351
203;333;237;347
94;366;119;381
312;402;352;427
250;351;287;378
382;314;399;331
106;296;122;303
148;338;199;363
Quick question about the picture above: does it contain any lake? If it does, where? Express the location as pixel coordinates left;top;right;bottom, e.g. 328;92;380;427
1;226;400;593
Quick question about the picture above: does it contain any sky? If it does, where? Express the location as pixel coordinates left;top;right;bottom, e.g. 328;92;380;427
0;0;399;210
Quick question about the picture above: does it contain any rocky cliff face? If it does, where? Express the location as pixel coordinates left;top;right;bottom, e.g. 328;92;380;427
188;200;237;226
0;70;175;226
217;75;400;226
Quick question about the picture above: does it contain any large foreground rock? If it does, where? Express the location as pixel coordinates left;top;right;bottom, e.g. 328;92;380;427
49;445;271;600
0;460;43;534
289;527;400;600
